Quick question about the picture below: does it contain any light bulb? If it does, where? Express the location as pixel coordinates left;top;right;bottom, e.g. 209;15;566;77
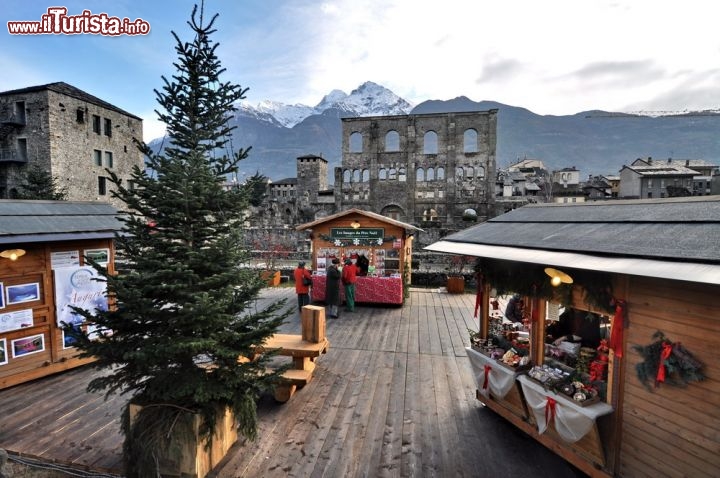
551;275;561;287
9;252;18;261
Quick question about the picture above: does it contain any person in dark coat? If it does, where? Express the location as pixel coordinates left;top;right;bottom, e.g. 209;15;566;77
505;294;525;323
326;258;342;318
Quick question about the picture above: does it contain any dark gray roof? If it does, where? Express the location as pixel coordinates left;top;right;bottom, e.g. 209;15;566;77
271;178;297;186
0;200;123;244
443;196;720;263
0;82;141;120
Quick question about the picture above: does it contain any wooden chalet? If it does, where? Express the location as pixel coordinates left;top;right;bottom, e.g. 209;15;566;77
296;208;421;305
426;196;720;477
0;200;120;389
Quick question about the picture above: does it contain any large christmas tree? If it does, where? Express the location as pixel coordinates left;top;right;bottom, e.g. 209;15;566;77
69;3;287;474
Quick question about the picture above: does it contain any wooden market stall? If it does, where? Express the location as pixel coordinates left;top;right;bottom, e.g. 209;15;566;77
0;200;121;389
426;196;720;478
296;208;421;305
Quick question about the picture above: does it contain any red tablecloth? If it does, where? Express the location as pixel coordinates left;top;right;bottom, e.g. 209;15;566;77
311;275;403;305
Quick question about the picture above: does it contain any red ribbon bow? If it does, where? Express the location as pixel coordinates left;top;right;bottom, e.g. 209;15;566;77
609;299;626;358
545;396;557;426
655;342;673;385
483;364;491;390
474;274;483;318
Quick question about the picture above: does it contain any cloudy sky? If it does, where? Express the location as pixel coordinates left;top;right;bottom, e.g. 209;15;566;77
2;0;719;141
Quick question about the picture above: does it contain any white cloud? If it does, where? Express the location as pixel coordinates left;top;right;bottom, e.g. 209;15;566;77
276;0;720;114
141;114;166;143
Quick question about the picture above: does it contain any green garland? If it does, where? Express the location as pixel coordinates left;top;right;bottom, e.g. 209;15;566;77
474;258;614;314
632;331;705;390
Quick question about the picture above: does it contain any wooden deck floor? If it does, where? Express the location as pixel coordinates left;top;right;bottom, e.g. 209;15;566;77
0;287;586;477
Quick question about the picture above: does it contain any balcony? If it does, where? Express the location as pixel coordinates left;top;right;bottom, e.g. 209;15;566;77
0;149;27;163
1;113;26;127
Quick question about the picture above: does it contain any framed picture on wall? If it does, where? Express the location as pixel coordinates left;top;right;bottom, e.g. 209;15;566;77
0;338;7;365
0;282;4;309
85;248;109;266
11;334;45;358
6;282;40;305
62;323;81;349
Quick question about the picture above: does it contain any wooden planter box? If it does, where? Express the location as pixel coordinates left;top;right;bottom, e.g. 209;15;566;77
260;270;281;287
446;275;465;294
128;404;238;478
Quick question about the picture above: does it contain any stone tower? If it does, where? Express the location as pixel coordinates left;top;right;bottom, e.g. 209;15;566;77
296;154;328;202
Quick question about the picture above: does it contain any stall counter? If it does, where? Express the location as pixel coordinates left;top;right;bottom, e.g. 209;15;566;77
311;274;403;305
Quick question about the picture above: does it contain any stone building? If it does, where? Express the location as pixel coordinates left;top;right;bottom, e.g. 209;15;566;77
335;110;498;246
246;110;498;251
0;82;143;207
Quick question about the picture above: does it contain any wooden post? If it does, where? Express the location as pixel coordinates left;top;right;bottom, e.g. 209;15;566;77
301;305;326;343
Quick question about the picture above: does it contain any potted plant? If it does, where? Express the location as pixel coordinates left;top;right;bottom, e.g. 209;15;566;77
446;255;473;294
254;237;292;286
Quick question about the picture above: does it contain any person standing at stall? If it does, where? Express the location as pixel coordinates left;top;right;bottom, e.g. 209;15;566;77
326;258;342;318
293;261;313;312
342;258;358;312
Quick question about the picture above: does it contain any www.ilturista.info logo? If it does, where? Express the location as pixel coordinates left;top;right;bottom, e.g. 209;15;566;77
7;7;150;36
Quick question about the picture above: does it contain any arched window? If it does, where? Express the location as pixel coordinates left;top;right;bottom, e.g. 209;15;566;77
362;169;369;182
379;168;387;180
353;169;361;183
398;167;407;182
388;168;397;180
427;167;435;181
466;166;474;178
437;167;445;180
456;167;464;179
343;169;351;183
349;132;363;153
416;167;425;182
385;130;400;152
477;166;485;178
381;205;403;221
463;129;478;153
423;131;438;154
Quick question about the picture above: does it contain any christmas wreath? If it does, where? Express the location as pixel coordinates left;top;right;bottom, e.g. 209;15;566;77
632;331;705;390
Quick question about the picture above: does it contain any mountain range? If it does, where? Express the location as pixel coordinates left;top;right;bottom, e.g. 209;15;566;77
148;81;720;183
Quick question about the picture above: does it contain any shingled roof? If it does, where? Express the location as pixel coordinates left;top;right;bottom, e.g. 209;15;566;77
0;200;123;245
426;196;720;284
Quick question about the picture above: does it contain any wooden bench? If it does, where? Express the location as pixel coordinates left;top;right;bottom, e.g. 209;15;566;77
254;333;330;402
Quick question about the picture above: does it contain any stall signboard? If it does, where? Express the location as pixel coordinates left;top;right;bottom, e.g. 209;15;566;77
330;228;384;239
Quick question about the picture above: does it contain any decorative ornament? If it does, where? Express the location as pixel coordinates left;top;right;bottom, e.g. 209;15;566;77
320;234;397;247
632;331;705;390
560;383;575;396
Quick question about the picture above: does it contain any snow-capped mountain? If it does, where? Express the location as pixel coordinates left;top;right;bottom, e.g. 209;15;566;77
238;81;413;128
251;100;314;128
313;81;414;118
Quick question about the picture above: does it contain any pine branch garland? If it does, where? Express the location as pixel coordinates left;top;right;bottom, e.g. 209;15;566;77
632;331;705;390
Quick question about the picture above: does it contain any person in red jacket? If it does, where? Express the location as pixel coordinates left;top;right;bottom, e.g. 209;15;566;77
341;258;358;312
294;261;312;312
